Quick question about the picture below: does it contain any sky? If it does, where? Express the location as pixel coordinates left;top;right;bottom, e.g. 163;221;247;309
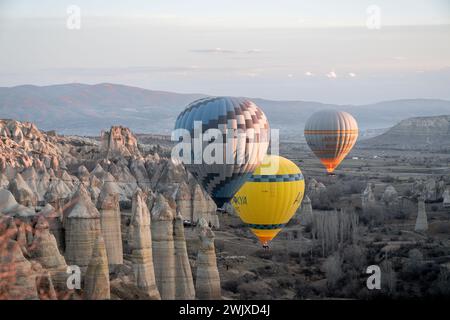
0;0;449;104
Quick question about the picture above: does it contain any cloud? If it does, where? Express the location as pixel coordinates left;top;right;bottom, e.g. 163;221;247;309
190;48;237;54
190;48;263;55
305;71;314;76
326;71;337;78
348;72;356;77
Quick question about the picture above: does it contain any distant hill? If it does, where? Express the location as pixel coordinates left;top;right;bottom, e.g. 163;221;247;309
1;83;450;138
0;83;205;135
358;115;450;151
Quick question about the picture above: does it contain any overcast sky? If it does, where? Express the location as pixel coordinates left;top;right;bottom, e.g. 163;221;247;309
0;0;449;104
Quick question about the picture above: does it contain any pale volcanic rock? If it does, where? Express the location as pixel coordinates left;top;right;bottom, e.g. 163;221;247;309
128;188;161;299
0;189;35;217
39;203;65;253
35;269;58;300
77;165;91;184
29;216;66;269
153;159;187;194
0;239;38;300
175;181;193;222
0;172;9;189
443;188;450;208
362;182;377;210
43;178;71;251
195;218;221;300
36;167;51;200
151;193;176;300
206;196;219;228
108;162;137;199
61;170;76;189
84;235;111;300
91;163;107;180
173;212;195;299
88;174;102;204
415;196;428;232
8;173;37;207
97;180;123;266
192;184;208;223
360;115;450;151
44;176;72;208
130;157;151;192
21;167;41;202
192;184;218;227
64;184;101;269
101;126;141;158
0;120;61;173
0;215;17;240
297;195;313;226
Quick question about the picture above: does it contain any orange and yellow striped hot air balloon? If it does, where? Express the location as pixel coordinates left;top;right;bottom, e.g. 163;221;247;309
304;110;358;174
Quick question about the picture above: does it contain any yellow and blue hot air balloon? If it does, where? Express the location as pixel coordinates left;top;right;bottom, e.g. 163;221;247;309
304;110;358;174
174;97;270;208
232;155;305;247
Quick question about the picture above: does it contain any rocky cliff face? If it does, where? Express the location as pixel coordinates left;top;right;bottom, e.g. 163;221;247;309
0;119;221;300
101;126;141;158
360;115;450;151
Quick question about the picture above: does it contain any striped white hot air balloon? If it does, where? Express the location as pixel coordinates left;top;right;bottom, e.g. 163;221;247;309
304;110;358;173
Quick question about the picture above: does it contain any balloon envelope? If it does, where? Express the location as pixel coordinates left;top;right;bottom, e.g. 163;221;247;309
174;97;270;208
232;155;305;246
304;110;358;173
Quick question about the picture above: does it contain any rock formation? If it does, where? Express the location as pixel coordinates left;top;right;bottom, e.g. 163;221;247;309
0;119;61;173
362;182;376;210
77;165;90;184
175;181;193;222
128;188;161;299
101;126;141;158
64;184;101;270
130;157;151;192
0;189;35;217
415;196;428;232
84;235;110;300
173;212;195;299
8;173;37;207
39;203;65;253
34;265;58;300
151;193;176;299
44;176;72;211
298;195;313;226
97;180;123;266
30;216;66;269
195;218;221;300
29;215;69;293
359;115;450;151
192;184;208;224
0;239;38;299
21;167;41;202
444;188;450;208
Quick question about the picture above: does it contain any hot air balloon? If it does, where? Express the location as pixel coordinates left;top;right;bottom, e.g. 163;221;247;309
232;155;305;248
174;97;270;209
304;110;358;174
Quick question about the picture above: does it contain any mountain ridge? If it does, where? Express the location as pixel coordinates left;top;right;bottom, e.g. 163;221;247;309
2;83;450;137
